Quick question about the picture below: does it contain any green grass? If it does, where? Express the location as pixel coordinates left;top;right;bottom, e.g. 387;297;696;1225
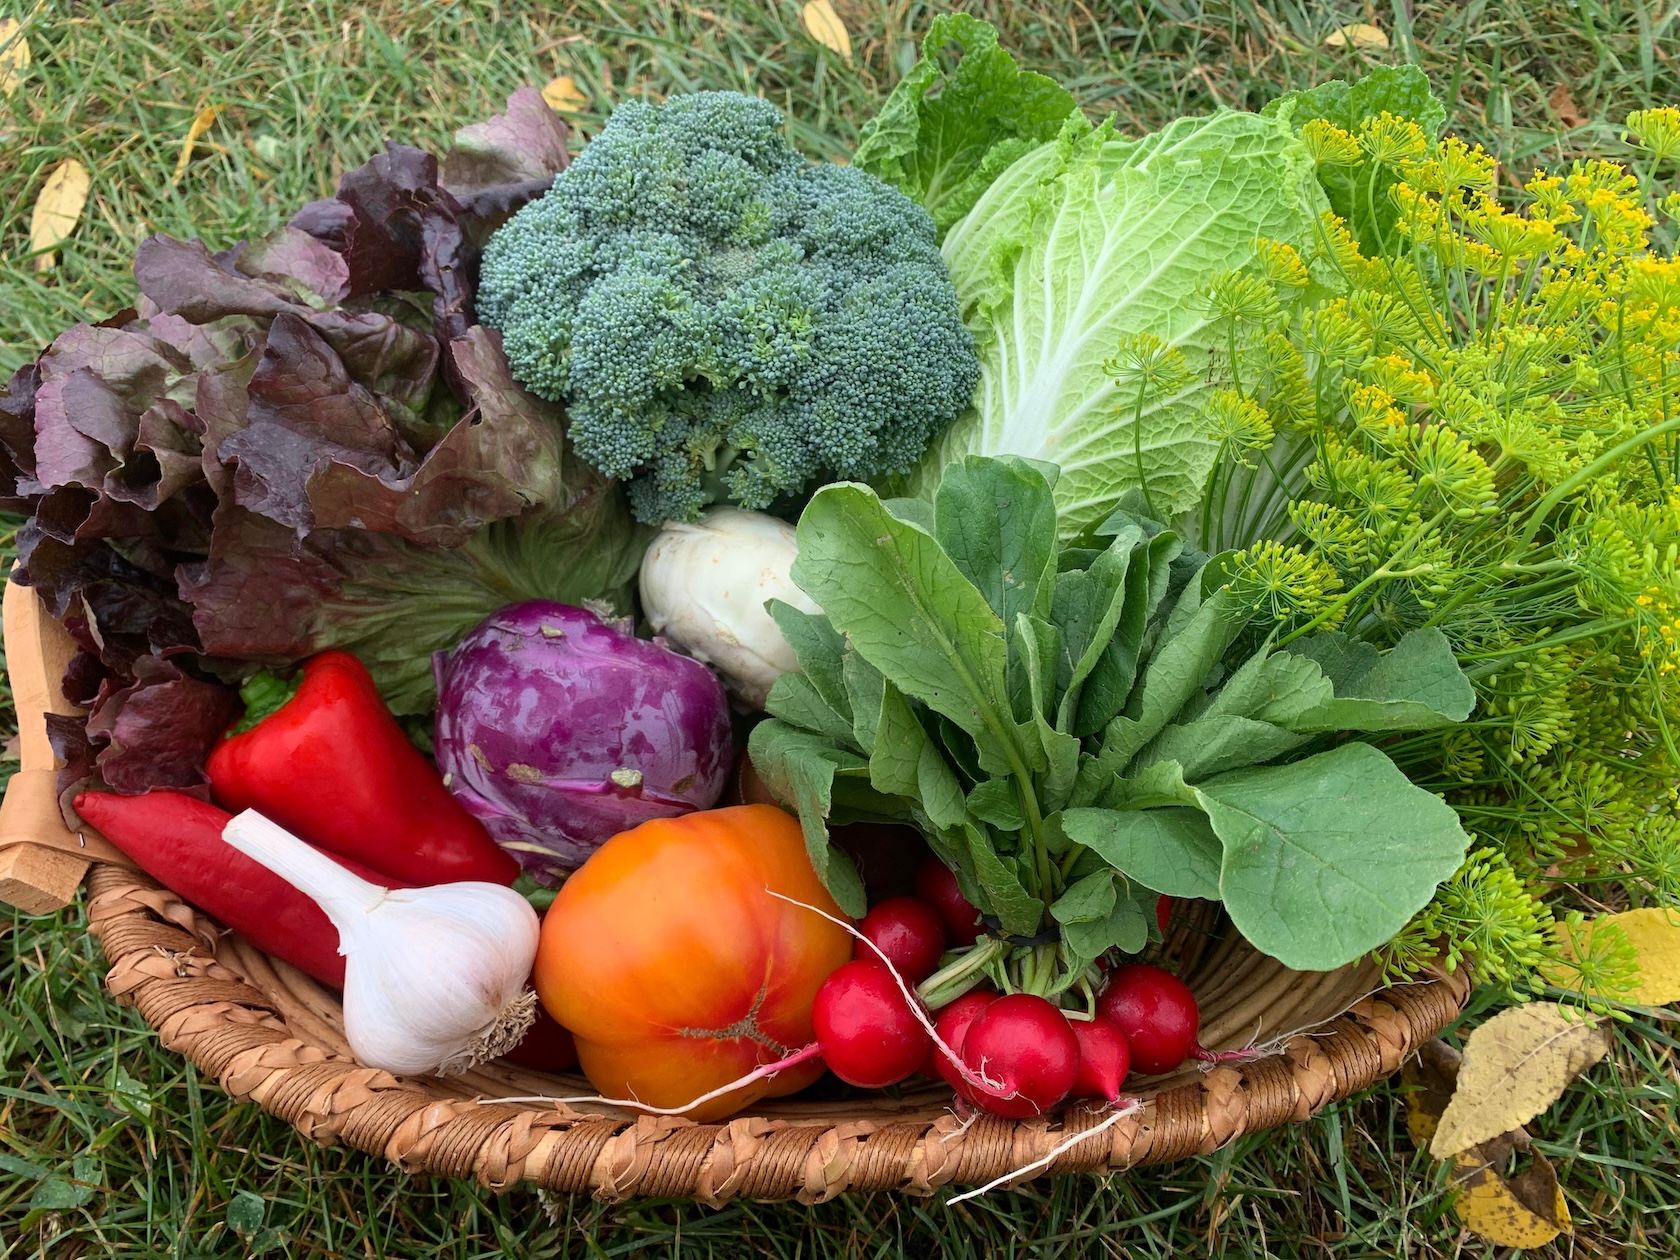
2;0;1679;1254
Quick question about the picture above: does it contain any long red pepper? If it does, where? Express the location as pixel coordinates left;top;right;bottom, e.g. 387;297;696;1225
207;651;518;887
75;790;405;989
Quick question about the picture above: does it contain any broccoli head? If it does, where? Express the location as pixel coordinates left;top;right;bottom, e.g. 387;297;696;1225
476;91;981;523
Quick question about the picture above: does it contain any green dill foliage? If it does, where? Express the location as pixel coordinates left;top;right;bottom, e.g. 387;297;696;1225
1186;100;1680;1000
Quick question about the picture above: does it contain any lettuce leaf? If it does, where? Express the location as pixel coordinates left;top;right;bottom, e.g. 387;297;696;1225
914;109;1327;537
7;90;640;809
853;14;1079;237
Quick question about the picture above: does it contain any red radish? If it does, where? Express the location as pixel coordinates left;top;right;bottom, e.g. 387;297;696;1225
855;897;946;983
1068;1017;1130;1102
915;856;983;946
959;994;1080;1118
811;958;931;1089
1156;894;1173;934
1097;963;1199;1075
925;989;996;1088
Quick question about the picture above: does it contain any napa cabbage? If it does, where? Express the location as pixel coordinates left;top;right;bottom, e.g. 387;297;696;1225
908;109;1328;536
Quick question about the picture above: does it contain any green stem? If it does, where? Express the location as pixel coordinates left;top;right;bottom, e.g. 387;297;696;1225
1275;507;1450;647
1515;414;1680;550
1131;383;1158;520
917;937;1005;1009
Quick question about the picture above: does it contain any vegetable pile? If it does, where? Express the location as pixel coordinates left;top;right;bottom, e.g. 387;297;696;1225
7;16;1678;1127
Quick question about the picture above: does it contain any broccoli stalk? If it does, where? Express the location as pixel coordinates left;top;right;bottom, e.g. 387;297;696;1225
476;91;980;524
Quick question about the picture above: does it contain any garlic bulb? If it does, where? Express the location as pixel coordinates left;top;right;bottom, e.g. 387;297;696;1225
222;810;540;1076
638;507;822;708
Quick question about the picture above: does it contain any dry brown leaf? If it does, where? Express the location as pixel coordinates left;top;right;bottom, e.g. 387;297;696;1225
1549;907;1680;1005
1430;1003;1608;1159
0;17;31;98
802;0;852;59
541;75;587;113
172;105;220;185
1402;1038;1462;1149
30;158;91;272
1323;23;1389;50
1452;1131;1571;1248
1549;84;1588;129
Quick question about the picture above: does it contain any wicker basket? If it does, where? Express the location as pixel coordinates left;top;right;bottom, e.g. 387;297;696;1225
1;581;1471;1203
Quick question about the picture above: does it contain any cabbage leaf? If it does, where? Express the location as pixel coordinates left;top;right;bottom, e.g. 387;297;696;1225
853;13;1080;236
912;110;1327;537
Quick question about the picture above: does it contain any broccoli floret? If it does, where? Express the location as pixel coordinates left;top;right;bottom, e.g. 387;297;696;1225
477;91;980;523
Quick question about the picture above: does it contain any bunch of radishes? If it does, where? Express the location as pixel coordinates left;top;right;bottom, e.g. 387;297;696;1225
807;856;1211;1117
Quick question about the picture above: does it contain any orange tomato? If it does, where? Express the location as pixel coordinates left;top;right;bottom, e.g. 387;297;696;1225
534;804;852;1120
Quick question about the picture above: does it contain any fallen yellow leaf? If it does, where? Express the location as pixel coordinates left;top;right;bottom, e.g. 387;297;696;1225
541;75;587;113
1323;22;1389;50
172;104;220;186
30;158;91;272
0;17;31;98
1548;906;1680;1005
802;0;852;59
1452;1132;1571;1248
1401;1038;1461;1149
1429;1003;1608;1159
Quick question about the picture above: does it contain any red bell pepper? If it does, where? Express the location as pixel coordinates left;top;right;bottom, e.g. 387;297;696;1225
207;652;518;887
76;790;406;989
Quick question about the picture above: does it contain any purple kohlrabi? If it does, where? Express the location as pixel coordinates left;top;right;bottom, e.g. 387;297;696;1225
433;600;733;882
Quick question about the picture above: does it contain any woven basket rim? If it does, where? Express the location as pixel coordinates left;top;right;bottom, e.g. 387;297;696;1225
81;861;1470;1202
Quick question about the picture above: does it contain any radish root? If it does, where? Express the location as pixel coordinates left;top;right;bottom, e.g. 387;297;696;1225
485;1041;824;1116
945;1100;1140;1205
765;888;1013;1100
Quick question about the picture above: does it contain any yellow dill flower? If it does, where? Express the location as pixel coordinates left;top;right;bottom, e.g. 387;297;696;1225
1358;112;1428;168
1243;331;1315;428
1625;106;1680;164
1315;210;1370;283
1534;270;1599;322
1408;423;1498;517
1348;290;1422;347
1200;388;1273;460
1364;352;1437;405
1253;237;1310;291
1630;257;1680;311
1585;186;1653;253
1400;136;1496;197
1223;540;1344;625
1392;182;1445;239
1300;117;1361;166
1663;191;1680;222
1309;441;1416;537
1288;500;1373;569
1459;195;1560;261
1299;299;1370;370
1525;170;1581;225
1104;331;1193;396
1290;299;1370;372
1200;269;1284;329
1564;159;1642;202
1474;409;1576;484
1563;160;1652;253
1347;382;1409;445
1439;136;1498;192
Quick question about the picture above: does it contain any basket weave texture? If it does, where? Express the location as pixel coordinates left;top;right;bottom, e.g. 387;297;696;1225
83;860;1470;1202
